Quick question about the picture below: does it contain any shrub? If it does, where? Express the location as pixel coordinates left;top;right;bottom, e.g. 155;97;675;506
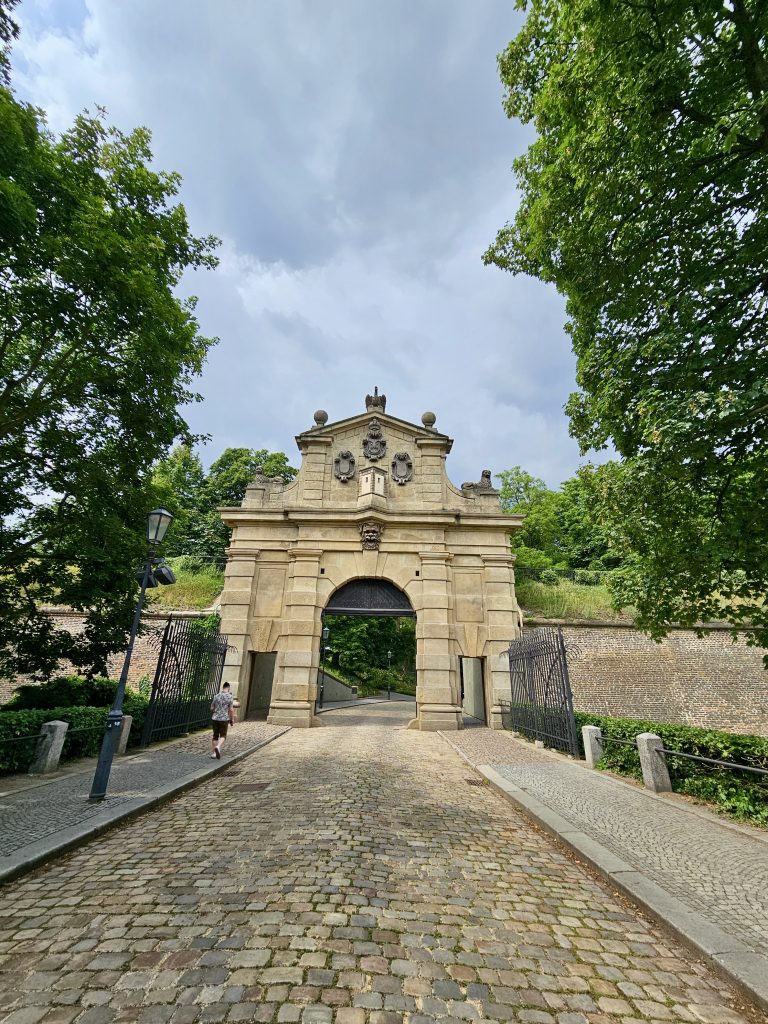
574;568;602;586
574;711;768;825
3;675;120;711
512;545;554;568
539;568;561;587
0;700;143;775
0;676;149;774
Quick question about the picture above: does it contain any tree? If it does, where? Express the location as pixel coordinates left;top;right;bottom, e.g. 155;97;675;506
0;77;219;679
0;0;18;85
497;465;619;569
497;467;563;566
151;445;206;557
153;447;298;563
324;615;415;681
485;1;768;649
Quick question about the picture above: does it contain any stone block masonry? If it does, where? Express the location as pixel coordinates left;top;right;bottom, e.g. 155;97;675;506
528;618;768;737
0;607;211;704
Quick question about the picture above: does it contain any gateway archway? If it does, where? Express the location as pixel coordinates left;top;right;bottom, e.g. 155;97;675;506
324;578;415;617
217;391;523;730
317;577;416;713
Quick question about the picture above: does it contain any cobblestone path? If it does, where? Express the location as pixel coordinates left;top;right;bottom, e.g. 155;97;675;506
0;722;284;858
0;707;760;1024
444;728;768;958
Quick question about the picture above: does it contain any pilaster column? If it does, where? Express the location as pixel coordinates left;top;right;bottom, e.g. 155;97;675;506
298;436;333;504
268;548;323;728
481;553;520;729
219;547;260;698
416;551;461;730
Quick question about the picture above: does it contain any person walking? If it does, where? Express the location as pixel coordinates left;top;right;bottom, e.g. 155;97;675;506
210;682;235;759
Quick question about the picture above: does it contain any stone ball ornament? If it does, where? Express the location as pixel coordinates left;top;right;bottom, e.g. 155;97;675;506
313;409;329;427
421;411;436;428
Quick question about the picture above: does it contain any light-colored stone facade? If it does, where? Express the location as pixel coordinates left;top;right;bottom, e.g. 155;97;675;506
218;397;523;730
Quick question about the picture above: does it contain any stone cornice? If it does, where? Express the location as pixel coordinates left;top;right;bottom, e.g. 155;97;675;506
219;507;523;531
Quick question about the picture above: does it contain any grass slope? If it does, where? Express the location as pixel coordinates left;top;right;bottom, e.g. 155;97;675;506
516;577;635;622
147;559;224;610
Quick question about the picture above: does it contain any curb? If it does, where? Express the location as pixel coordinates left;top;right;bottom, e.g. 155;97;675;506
438;734;768;1015
0;727;290;885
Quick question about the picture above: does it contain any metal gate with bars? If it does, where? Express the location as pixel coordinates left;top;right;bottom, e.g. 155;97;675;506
140;617;231;746
500;626;579;757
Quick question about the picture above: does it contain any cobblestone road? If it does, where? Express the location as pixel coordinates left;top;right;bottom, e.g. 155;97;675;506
0;705;760;1024
0;721;283;858
444;728;768;958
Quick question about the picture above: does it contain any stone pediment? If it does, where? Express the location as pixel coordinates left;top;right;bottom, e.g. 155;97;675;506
296;409;452;453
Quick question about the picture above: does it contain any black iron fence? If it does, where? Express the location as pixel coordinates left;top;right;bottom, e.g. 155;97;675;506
501;626;579;757
140;617;231;746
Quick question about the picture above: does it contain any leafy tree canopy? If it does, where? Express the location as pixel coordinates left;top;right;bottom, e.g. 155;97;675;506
498;465;619;570
0;0;17;85
151;445;297;562
323;615;415;682
486;0;768;648
0;59;219;679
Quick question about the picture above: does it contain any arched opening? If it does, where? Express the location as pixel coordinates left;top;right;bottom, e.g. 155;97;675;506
324;578;415;617
318;578;416;717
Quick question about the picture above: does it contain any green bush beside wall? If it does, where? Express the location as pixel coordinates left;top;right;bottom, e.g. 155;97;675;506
0;677;148;774
574;712;768;825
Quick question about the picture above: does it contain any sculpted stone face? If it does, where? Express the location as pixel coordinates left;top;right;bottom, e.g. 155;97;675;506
360;522;382;550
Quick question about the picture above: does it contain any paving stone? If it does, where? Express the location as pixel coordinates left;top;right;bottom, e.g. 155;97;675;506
0;708;759;1024
446;727;768;960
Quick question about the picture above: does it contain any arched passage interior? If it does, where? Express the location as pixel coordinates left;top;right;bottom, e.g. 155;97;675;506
318;578;416;710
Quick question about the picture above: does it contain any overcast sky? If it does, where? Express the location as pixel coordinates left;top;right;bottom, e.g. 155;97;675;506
11;0;586;489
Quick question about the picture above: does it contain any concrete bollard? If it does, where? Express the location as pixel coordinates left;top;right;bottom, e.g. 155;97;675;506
116;715;133;756
582;725;604;768
636;732;672;793
29;720;69;775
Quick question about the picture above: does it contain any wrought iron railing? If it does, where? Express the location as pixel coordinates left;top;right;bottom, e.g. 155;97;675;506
502;626;579;757
140;617;231;745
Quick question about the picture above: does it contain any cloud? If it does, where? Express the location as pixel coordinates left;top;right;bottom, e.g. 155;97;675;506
11;0;586;488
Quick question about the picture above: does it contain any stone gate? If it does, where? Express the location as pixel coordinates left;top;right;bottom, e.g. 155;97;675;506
217;392;523;729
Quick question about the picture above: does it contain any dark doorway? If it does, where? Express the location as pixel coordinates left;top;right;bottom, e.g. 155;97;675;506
246;652;277;720
460;656;487;724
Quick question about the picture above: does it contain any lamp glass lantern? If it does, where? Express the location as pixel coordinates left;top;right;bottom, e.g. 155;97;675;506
147;508;173;545
322;626;330;641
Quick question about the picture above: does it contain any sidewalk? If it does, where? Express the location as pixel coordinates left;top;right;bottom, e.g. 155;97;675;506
441;726;768;1012
0;720;288;883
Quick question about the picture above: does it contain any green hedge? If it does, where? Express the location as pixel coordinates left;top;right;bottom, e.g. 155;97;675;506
574;712;768;825
3;675;121;710
0;692;148;775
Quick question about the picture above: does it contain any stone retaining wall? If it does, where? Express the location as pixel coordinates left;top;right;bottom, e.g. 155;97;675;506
0;608;209;705
4;611;766;738
526;618;768;737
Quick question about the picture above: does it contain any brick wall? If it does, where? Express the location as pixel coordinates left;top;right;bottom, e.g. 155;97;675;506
526;619;768;737
0;608;209;705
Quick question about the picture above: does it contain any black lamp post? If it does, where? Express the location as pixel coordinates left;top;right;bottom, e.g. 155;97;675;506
318;625;330;708
89;508;175;802
387;649;392;700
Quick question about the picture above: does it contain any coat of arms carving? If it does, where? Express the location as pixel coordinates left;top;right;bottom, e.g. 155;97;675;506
362;417;387;461
334;450;356;482
391;451;412;485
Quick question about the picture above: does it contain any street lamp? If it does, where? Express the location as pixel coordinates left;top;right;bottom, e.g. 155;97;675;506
89;508;175;801
317;625;330;708
387;649;392;700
